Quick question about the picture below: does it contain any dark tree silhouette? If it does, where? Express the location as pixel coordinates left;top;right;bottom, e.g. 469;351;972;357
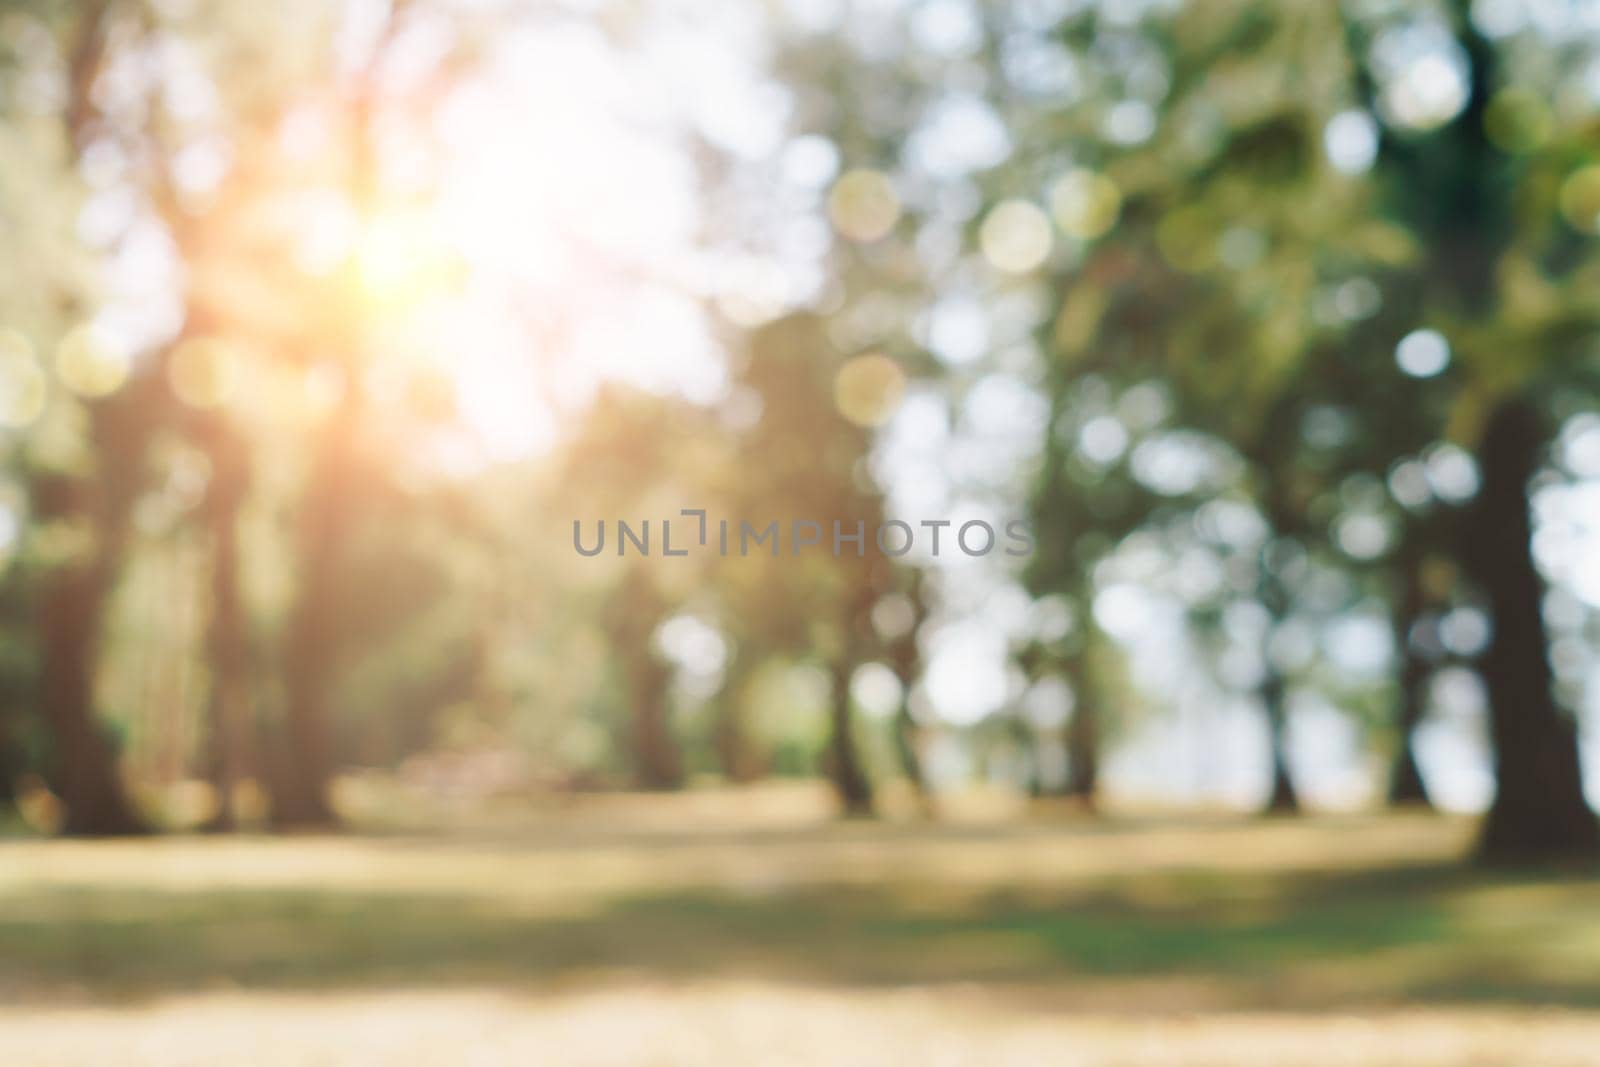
1465;400;1598;863
272;383;360;828
1387;545;1434;808
198;418;254;831
606;564;684;792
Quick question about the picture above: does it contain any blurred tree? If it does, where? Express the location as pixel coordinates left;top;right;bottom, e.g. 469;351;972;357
194;412;252;829
1465;400;1596;860
558;385;737;791
880;568;931;799
792;0;1598;847
17;0;154;835
727;313;906;814
1339;0;1600;858
259;0;475;825
1024;379;1159;807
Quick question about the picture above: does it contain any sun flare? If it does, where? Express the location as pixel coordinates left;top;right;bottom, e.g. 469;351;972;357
311;19;720;466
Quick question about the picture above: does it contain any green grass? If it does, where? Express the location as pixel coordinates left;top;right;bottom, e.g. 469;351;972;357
1;808;1596;1006
2;805;1598;1064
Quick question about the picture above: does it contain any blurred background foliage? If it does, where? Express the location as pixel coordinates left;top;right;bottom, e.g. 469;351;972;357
0;0;1595;875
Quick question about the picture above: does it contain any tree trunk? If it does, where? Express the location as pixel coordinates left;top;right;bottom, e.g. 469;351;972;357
0;701;28;807
1388;724;1432;808
39;564;145;835
272;388;360;828
828;660;872;815
1064;697;1099;809
30;388;155;837
892;699;928;796
1255;466;1304;817
1465;399;1597;864
629;653;682;790
713;658;763;784
886;593;929;800
1388;546;1434;808
604;568;683;791
200;423;252;832
21;0;145;840
0;748;17;809
1261;671;1300;814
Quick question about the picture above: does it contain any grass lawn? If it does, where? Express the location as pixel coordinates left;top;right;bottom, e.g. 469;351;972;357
1;795;1597;1064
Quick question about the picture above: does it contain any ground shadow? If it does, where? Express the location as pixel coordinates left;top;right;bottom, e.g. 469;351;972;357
2;859;1595;1010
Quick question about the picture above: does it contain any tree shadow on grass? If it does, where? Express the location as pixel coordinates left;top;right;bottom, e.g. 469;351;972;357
1;862;1594;1010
